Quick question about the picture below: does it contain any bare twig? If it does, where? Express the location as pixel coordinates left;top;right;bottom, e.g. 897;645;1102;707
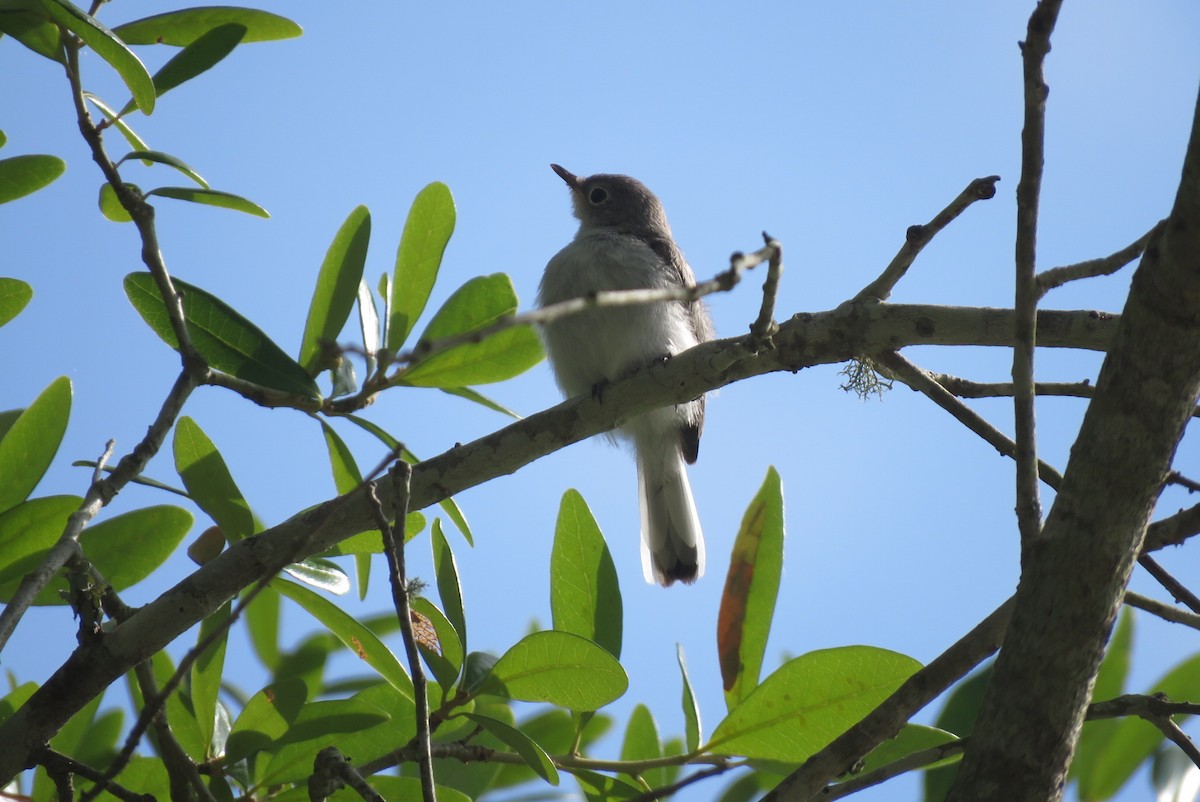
1137;554;1200;614
1036;223;1162;298
90;439;115;484
37;749;153;802
762;599;1014;801
749;232;784;343
309;747;384;802
626;761;737;802
1124;591;1200;631
1011;2;1063;550
1087;694;1200;769
852;175;1001;303
368;464;435;802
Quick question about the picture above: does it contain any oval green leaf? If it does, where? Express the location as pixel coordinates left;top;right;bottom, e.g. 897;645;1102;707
118;150;208;188
551;490;622;659
271;577;414;699
40;0;154;113
0;278;32;328
486;630;628;711
0;376;71;513
621;704;665;788
0;154;65;204
706;646;922;762
465;712;559;785
112;7;301;46
124;272;320;398
719;466;785;710
174;416;256;541
225;678;307;764
388;181;455;350
0;495;82;601
120;23;246;115
145;186;268;217
300;206;371;373
0;2;64;63
400;273;543;387
98;182;138;222
258;697;390;786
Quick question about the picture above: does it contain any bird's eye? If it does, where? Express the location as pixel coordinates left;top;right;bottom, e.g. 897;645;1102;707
588;187;608;204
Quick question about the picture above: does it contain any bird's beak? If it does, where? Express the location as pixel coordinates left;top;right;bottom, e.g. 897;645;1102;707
550;163;584;193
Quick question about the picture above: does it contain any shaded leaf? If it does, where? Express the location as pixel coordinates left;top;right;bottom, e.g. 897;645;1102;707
117;150;208;187
409;596;465;691
924;662;992;802
174;416;256;541
551;489;622;659
466;712;559;785
271;578;414;699
98;182;137;222
432;519;466;654
1072;609;1135;800
719;466;785;709
678;643;701;753
621;704;665;788
0;154;65;203
258;697;390;786
145;186;268;217
113;7;301;46
0;2;63;62
573;770;643;801
40;0;154;113
318;419;369;597
120;23;246;115
191;601;230;758
707;646;921;762
125;273;320;398
857;724;959;776
388;181;455;350
0;496;82;599
224;678;307;764
440;385;522;418
0;278;32;328
485;630;627;711
0;375;70;513
300;206;371;374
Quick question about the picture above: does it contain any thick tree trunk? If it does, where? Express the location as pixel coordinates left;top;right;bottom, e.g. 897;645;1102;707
946;85;1200;801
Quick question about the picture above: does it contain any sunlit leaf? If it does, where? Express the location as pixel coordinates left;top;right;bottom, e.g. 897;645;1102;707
485;630;628;711
857;724;959;776
117;150;208;188
621;704;665;788
257;697;390;786
0;154;65;203
707;646;921;762
112;7;301;45
145;186;268;217
40;0;154;113
282;557;351;596
174;416;256;541
84;93;149;153
224;678;307;764
318;419;369;597
98;182;137;222
551;489;622;659
125;273;320;398
466;712;560;785
356;278;380;377
388;181;455;350
0;497;81;600
0;278;32;328
119;23;246;115
432;519;466;654
0;2;63;62
678;643;701;753
719;466;785;709
300;206;371;374
191;601;230;758
411;596;463;692
0;375;70;513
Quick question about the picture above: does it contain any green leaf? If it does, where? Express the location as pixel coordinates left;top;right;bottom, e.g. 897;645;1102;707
0;496;82;600
0;154;65;203
1079;648;1200;799
40;0;154;113
174;416;256;541
145;186;268;217
244;583;281;671
299;206;371;373
0;278;32;328
0;375;70;513
485;630;628;711
678;643;702;753
191;601;230;758
1071;609;1134;800
98;182;137;222
125;273;320;399
432;519;466;654
117;150;208;188
258;696;390;786
857;724;959;776
271;578;414;699
282;557;350;596
1151;743;1200;802
388;181;455;350
719;466;785;710
112;7;301;46
573;770;643;801
268;777;471;802
465;712;559;785
621;704;665;788
924;662;992;801
356;278;381;377
318;420;369;597
0;2;63;62
120;23;246;115
440;385;522;419
224;678;307;764
551;489;622;659
75;708;124;767
66;505;192;603
399;273;543;387
410;595;464;691
84;93;149;153
706;646;922;762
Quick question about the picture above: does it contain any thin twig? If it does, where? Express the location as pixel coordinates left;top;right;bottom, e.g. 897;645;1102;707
749;232;784;343
309;747;384;802
1012;2;1063;550
853;175;1001;303
90;439;115;484
1137;554;1200;614
1036;223;1162;298
625;761;737;802
1087;694;1200;770
824;738;968;800
369;464;435;802
37;749;153;802
1124;591;1200;631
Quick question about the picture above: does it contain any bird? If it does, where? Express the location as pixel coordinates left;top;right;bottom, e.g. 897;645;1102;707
538;164;715;586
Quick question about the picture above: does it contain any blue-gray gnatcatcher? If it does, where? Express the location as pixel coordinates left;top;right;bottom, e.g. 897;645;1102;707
538;164;715;586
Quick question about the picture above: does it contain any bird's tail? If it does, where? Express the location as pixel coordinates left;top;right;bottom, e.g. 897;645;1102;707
636;442;705;586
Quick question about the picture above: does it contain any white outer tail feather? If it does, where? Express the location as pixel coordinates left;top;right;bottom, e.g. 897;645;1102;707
636;442;705;586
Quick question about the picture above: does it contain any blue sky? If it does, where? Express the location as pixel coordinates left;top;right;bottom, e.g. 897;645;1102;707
3;2;1200;800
